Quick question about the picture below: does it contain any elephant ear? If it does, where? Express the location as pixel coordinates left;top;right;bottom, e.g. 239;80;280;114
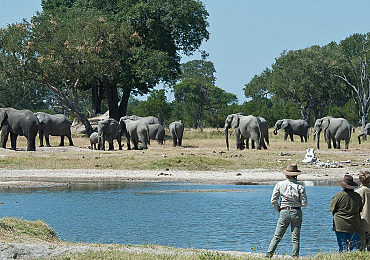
322;117;330;131
231;116;240;129
281;120;289;129
36;112;46;123
0;109;7;126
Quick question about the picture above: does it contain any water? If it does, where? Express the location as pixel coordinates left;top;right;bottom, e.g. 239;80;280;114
0;181;343;256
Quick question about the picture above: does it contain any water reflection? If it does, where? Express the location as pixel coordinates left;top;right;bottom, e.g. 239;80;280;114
0;181;344;256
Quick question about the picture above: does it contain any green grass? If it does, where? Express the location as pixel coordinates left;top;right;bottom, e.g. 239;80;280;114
0;217;60;243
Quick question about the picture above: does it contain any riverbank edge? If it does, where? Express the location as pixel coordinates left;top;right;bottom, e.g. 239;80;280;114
0;167;359;189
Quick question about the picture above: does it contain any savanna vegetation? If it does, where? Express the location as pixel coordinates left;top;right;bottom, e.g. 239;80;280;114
1;1;370;133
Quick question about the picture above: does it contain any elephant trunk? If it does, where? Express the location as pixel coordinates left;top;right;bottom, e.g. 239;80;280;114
315;131;320;149
225;128;229;150
273;128;278;135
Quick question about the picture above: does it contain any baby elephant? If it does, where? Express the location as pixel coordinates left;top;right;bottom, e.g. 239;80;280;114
90;132;99;150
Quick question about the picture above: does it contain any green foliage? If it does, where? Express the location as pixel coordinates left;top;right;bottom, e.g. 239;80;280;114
0;78;48;111
338;33;370;126
245;43;349;123
128;89;173;125
173;60;237;128
0;217;60;242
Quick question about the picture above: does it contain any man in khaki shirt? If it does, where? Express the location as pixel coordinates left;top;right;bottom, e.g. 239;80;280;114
356;171;370;251
266;163;308;258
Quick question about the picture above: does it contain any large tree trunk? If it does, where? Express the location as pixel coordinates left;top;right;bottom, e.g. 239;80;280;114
104;80;120;121
91;81;105;117
119;88;131;117
45;81;93;136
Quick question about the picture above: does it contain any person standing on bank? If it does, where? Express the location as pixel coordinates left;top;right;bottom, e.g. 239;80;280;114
355;171;370;251
266;163;308;258
330;174;362;252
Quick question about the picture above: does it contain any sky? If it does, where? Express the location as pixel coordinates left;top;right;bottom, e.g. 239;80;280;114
2;1;370;103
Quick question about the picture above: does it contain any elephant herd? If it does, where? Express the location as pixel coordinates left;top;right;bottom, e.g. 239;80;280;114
92;116;185;151
0;107;368;152
224;113;364;150
0;108;73;151
0;107;184;151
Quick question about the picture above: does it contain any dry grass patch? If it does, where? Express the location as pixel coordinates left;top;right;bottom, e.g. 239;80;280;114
0;128;369;171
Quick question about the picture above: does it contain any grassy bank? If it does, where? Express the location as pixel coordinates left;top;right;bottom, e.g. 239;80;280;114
0;128;369;172
1;217;370;259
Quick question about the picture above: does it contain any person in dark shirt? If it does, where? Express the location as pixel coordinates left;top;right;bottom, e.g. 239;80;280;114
330;174;362;252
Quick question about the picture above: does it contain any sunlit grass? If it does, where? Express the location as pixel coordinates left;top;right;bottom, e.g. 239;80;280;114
0;128;369;172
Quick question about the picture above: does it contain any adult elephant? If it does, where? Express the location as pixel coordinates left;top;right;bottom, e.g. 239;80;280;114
119;118;150;150
35;112;73;147
169;121;184;147
358;123;370;144
245;117;269;149
0;108;38;151
97;118;122;151
273;119;309;142
313;117;351;149
121;115;161;125
148;124;165;144
224;114;266;150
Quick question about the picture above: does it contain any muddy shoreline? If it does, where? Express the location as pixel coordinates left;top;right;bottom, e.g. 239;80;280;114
0;166;362;189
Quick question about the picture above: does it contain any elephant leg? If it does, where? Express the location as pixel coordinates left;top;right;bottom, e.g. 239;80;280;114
289;134;294;142
117;137;122;150
1;126;9;148
27;135;36;151
345;138;349;149
284;132;288;141
300;136;304;142
304;135;307;142
10;133;17;150
45;134;51;147
59;136;65;146
178;138;182;146
255;140;262;150
251;140;255;149
108;140;114;151
68;135;74;146
172;137;177;147
39;131;44;147
335;139;340;149
133;139;139;150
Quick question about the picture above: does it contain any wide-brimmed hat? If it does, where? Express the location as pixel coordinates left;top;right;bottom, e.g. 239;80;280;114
281;163;302;176
339;174;358;189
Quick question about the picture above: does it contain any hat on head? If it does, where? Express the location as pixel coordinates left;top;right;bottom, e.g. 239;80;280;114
359;171;370;185
281;163;302;176
339;174;358;189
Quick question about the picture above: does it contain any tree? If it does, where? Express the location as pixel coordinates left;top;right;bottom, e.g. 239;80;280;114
173;60;237;128
129;89;173;125
245;44;347;124
0;9;137;134
0;76;48;110
337;33;370;128
42;0;210;120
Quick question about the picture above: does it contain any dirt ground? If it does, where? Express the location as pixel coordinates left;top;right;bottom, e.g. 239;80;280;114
0;130;369;188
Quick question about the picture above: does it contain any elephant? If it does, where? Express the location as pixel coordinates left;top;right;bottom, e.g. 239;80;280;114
244;117;269;149
358;123;370;144
148;124;165;144
90;132;98;150
273;119;309;142
0;108;39;151
313;117;351;149
35;112;73;147
169;121;184;147
97;118;122;151
224;114;266;150
119;118;150;150
120;115;161;125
